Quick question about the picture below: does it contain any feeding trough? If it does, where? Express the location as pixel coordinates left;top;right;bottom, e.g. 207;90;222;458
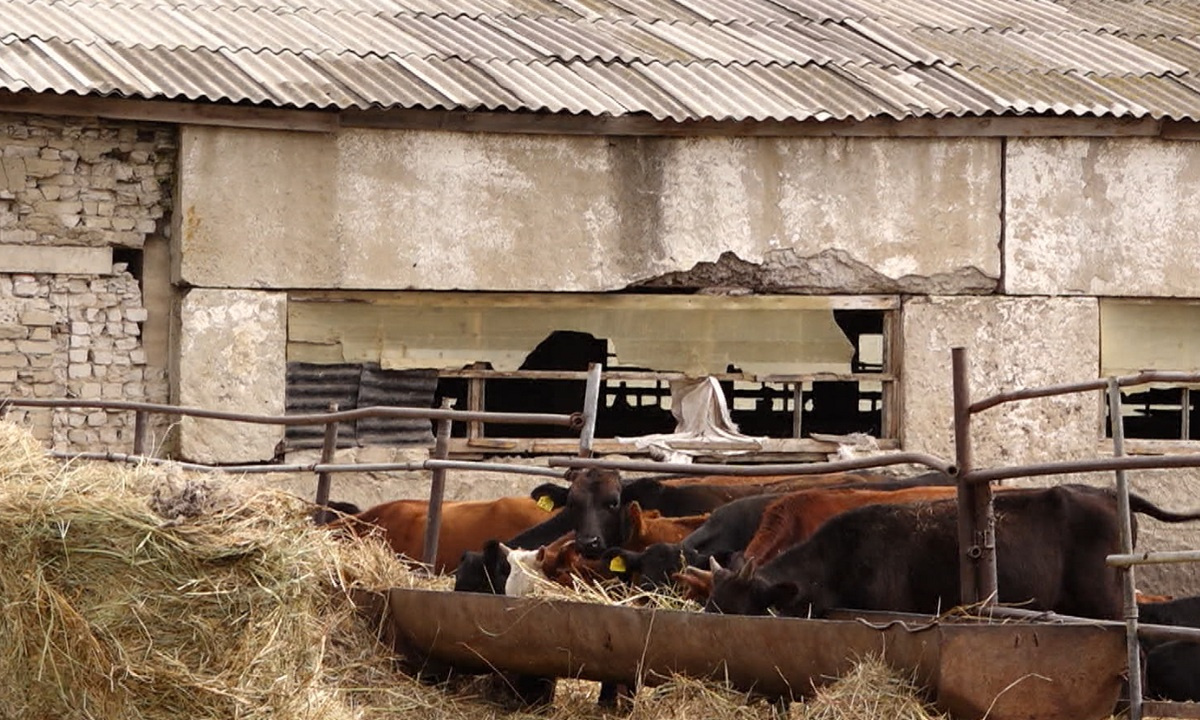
377;588;1126;720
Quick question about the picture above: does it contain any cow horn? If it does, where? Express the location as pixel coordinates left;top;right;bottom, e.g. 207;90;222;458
498;543;514;558
708;556;723;572
736;558;757;580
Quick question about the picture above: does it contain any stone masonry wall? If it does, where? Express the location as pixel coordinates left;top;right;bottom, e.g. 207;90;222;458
1;113;171;248
0;114;174;452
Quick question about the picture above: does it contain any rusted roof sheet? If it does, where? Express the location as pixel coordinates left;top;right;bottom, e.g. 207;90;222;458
2;0;1200;122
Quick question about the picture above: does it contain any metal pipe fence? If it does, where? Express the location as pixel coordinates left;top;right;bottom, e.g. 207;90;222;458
951;351;1200;720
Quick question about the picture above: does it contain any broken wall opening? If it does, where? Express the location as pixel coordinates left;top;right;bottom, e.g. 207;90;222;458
1101;300;1200;442
285;292;897;454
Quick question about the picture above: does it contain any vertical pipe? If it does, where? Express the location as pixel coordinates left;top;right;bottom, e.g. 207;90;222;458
792;383;804;439
579;363;602;457
313;402;339;525
1108;378;1142;720
952;347;979;605
421;397;455;568
133;409;148;455
1183;387;1192;441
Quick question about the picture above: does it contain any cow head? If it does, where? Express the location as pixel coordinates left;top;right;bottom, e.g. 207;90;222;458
604;542;703;592
453;541;511;595
563;467;626;558
704;558;798;616
673;566;715;602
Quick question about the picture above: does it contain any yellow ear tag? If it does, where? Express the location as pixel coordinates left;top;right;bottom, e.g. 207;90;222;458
536;495;555;512
608;556;627;573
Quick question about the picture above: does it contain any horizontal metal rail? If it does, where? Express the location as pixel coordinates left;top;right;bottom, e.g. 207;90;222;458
970;370;1200;414
549;452;956;477
1108;550;1200;568
3;397;582;428
983;606;1200;644
50;451;567;479
964;453;1200;484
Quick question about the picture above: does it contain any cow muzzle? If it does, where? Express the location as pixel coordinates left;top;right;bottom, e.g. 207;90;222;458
577;535;605;558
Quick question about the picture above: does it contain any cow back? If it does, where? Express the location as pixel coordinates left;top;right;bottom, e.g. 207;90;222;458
718;485;1124;620
333;496;554;573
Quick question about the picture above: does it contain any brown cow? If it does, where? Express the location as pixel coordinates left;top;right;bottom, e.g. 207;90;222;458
624;502;710;551
330;496;554;573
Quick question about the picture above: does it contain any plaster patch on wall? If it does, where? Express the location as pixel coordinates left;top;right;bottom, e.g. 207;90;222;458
636;250;998;295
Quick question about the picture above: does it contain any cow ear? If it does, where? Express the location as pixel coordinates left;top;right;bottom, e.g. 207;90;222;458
627;501;645;528
530;483;569;510
535;545;547;563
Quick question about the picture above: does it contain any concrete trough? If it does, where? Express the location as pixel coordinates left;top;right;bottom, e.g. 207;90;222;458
378;588;1127;720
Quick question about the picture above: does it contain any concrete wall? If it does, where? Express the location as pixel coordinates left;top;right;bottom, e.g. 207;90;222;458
176;288;286;464
901;295;1101;470
1006;137;1200;297
176;128;1001;294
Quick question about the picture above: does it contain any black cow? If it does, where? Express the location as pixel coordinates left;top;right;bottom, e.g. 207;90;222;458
705;485;1151;620
1138;595;1200;632
1134;594;1200;702
1145;640;1200;702
311;500;362;524
453;540;510;594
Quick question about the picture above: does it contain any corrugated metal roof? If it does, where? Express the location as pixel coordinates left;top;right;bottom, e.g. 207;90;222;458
2;0;1200;122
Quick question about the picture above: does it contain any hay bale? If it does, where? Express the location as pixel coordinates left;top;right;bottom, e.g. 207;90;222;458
0;420;409;720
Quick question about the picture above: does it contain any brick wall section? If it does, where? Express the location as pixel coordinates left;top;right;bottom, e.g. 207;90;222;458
0;114;174;451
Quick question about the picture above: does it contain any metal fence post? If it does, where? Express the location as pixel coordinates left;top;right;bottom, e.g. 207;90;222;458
952;348;979;605
1108;378;1142;720
953;347;996;607
133;409;148;456
421;397;455;568
313;402;339;524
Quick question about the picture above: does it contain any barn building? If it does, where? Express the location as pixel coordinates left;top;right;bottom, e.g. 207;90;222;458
2;0;1200;593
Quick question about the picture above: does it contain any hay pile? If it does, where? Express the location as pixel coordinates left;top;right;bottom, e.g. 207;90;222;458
0;420;952;720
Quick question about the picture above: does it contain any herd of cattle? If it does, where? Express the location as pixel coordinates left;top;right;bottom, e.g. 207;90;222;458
322;467;1200;707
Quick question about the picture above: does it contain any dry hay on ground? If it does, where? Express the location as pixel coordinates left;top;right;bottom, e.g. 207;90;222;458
0;419;954;720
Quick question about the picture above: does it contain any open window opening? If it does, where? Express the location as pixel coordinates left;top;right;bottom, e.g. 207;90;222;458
1101;299;1200;443
286;292;898;457
113;247;144;283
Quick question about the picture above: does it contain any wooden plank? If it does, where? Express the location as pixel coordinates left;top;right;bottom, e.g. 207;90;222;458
436;368;891;383
341;107;1164;139
450;437;899;456
0;91;1176;139
0;91;339;132
1141;701;1200;719
883;305;905;444
1161;121;1200;141
1109;439;1200;456
290;290;899;312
